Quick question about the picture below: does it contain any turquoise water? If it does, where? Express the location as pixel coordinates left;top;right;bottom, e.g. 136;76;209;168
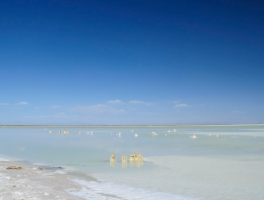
1;125;264;199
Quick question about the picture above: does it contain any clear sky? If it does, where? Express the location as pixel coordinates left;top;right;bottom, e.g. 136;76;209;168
0;0;263;125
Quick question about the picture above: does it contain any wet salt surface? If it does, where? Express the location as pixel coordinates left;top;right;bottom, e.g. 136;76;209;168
93;155;264;200
69;179;201;200
0;157;10;162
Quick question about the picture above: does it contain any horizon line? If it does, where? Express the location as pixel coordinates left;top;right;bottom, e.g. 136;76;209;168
0;124;263;127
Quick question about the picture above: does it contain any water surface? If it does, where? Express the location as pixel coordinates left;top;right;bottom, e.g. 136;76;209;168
1;125;264;199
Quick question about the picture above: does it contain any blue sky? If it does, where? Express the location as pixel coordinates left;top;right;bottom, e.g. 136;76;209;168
0;0;263;125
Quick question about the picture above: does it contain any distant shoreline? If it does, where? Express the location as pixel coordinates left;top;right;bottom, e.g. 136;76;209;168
0;124;263;127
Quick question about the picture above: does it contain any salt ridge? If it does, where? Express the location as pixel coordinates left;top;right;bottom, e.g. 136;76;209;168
69;179;201;200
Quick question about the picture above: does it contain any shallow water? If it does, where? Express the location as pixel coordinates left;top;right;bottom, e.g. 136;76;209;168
1;125;264;199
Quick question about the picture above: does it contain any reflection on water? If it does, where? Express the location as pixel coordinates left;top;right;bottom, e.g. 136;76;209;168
1;125;264;200
122;162;127;168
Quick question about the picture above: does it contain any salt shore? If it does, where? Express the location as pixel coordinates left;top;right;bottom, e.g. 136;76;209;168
0;159;200;200
0;160;91;200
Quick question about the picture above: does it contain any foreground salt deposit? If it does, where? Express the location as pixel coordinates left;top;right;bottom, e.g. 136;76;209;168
0;161;84;200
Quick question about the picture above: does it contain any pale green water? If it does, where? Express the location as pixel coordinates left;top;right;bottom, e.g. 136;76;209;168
1;125;264;200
